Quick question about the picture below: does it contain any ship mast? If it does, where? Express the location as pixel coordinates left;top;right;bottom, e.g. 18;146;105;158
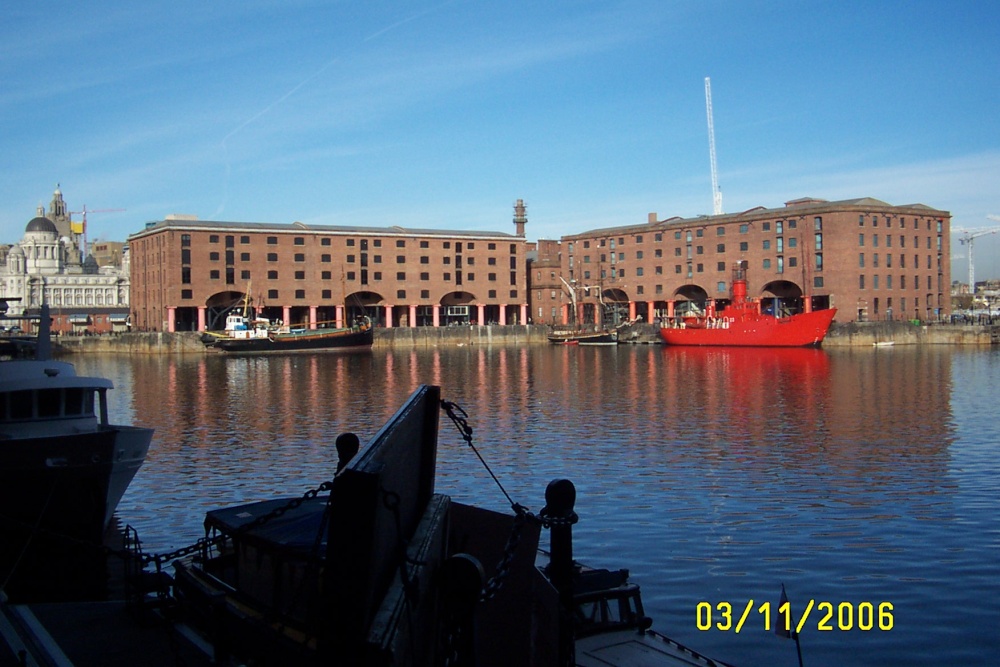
705;77;723;216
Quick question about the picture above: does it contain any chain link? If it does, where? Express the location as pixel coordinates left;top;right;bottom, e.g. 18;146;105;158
137;479;336;568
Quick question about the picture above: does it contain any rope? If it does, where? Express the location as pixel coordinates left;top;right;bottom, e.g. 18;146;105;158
440;399;519;509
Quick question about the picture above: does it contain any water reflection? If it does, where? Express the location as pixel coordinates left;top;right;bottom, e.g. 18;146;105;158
70;345;998;667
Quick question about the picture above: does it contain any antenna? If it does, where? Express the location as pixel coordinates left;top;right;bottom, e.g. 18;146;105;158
705;77;723;215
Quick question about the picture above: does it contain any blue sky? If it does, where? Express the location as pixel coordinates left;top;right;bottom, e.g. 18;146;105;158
3;0;1000;278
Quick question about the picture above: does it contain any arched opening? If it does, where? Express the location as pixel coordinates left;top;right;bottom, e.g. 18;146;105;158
204;290;250;330
602;288;630;327
441;291;475;325
760;280;804;317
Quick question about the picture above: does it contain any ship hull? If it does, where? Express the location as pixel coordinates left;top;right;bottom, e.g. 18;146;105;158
216;326;373;353
547;330;618;345
660;308;837;347
0;426;153;600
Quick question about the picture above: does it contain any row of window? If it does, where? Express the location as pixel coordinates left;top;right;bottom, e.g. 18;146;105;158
859;216;945;232
182;233;516;253
859;275;937;290
859;234;941;250
179;288;519;301
182;267;515;285
859;254;939;270
180;249;508;267
568;218;820;253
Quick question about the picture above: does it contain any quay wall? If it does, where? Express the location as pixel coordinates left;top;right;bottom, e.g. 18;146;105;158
48;322;1000;355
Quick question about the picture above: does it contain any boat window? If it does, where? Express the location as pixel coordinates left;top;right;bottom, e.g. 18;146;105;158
10;391;33;420
38;389;61;418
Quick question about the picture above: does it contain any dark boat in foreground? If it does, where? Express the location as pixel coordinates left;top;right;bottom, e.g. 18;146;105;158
0;303;153;601
168;385;732;666
660;262;836;347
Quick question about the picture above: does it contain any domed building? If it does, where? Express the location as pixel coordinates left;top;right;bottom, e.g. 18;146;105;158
1;187;131;333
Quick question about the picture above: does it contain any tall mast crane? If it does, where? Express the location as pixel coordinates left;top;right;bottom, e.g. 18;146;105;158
69;205;126;256
956;218;1000;294
705;77;723;216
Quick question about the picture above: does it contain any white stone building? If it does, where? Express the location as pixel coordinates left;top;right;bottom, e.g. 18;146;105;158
1;187;131;332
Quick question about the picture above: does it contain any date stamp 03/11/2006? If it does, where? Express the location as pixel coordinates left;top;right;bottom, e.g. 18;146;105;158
696;600;895;634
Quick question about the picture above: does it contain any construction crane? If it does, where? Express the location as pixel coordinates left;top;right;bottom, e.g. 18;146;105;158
956;219;1000;294
704;77;723;216
69;205;125;256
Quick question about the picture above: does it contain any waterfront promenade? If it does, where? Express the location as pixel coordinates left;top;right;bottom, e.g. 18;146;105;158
45;320;1000;354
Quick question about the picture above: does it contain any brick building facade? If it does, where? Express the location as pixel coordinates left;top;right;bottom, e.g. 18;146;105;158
128;215;530;332
552;197;950;325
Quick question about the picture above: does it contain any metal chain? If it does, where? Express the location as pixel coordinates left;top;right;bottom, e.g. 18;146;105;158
138;479;336;568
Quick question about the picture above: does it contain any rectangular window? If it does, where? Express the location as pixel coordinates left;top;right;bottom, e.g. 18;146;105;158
267;252;278;262
295;289;305;299
294;253;305;262
241;252;250;261
210;235;219;243
321;271;331;280
321;238;331;246
241;270;250;280
181;249;191;264
346;271;356;280
322;289;332;299
267;236;278;245
397;272;406;280
396;255;405;264
181;289;192;299
210;269;220;279
295;270;305;280
420;272;429;281
268;270;278;279
181;234;191;246
294;237;305;245
181;267;191;284
268;289;279;299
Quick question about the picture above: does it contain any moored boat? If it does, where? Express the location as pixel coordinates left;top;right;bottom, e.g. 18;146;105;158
660;261;836;347
547;328;619;345
0;303;153;601
214;317;373;353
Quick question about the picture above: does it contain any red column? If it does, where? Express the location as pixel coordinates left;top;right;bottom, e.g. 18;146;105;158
646;301;655;323
384;304;393;328
521;303;528;325
167;307;176;333
478;303;485;325
499;304;507;325
433;305;440;327
409;304;417;327
309;306;317;329
629;301;637;321
335;305;344;328
198;306;206;331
